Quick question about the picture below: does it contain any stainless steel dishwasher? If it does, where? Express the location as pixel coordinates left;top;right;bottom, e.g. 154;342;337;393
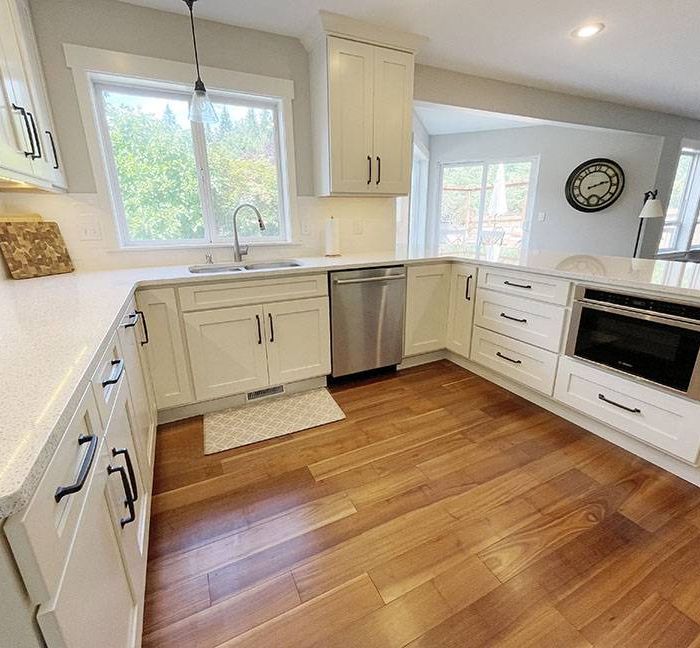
330;266;406;377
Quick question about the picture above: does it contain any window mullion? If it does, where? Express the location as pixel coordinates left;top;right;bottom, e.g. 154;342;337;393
477;163;488;246
191;122;218;244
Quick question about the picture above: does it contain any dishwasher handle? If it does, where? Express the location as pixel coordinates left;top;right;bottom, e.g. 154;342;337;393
333;274;406;285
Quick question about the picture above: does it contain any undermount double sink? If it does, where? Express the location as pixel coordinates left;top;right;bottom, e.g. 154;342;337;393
188;260;302;274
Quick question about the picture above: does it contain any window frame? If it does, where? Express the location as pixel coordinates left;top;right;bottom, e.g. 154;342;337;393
659;148;700;254
65;44;298;251
434;155;539;255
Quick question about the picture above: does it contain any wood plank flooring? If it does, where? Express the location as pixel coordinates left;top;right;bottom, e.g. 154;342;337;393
142;360;700;647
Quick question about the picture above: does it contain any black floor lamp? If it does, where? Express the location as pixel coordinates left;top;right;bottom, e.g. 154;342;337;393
634;190;665;257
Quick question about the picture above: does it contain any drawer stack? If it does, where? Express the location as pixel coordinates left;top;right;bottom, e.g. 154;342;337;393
470;268;571;395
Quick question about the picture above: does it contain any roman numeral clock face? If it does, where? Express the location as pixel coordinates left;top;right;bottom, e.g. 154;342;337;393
565;158;625;212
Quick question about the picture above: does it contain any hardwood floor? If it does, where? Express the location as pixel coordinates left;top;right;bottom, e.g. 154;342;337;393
142;360;700;647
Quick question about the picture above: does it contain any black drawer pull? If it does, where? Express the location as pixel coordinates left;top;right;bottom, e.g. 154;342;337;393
503;280;532;289
124;310;149;345
496;351;522;365
268;313;275;342
107;464;135;528
376;156;381;185
255;314;262;344
367;155;372;185
500;312;528;324
465;274;473;301
101;359;125;387
46;130;59;169
54;434;98;503
598;393;641;414
112;447;138;502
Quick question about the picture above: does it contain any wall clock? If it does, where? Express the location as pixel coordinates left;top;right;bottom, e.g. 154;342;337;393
565;158;625;212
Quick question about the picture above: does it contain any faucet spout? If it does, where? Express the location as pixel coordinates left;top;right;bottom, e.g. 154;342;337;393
232;203;266;263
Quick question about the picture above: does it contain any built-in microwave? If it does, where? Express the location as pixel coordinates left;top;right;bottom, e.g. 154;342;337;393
566;285;700;401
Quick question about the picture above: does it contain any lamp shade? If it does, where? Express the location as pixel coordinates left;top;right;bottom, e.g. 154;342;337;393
639;196;665;220
189;87;218;124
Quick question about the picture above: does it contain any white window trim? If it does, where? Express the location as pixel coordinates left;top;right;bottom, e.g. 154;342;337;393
432;155;539;255
659;149;700;254
64;43;298;250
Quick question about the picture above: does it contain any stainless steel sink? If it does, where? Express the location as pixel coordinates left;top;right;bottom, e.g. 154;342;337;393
188;263;245;274
244;260;302;270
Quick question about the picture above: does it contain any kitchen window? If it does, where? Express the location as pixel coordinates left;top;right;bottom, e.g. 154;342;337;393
95;81;290;246
659;148;700;253
436;158;537;259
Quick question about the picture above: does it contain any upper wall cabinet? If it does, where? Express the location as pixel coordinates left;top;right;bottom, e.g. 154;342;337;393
0;0;66;190
307;12;424;196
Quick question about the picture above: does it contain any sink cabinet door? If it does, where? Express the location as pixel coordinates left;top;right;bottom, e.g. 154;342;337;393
183;304;270;401
136;288;194;410
446;263;477;358
264;297;331;385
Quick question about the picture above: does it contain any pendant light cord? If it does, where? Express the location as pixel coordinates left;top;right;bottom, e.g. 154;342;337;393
185;0;203;84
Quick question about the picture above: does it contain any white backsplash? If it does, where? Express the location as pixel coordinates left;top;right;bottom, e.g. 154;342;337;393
0;193;397;272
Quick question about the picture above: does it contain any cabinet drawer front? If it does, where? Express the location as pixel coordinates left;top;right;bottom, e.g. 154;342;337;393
474;288;567;352
179;274;328;312
478;267;570;305
554;357;700;464
5;387;103;603
470;326;558;395
91;331;126;427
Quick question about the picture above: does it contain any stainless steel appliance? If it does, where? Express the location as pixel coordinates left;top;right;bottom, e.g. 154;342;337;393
330;266;406;377
566;285;700;400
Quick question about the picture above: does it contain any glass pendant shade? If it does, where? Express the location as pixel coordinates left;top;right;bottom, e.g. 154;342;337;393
189;80;218;124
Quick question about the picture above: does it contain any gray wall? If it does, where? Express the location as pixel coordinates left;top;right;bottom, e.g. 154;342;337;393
28;0;314;195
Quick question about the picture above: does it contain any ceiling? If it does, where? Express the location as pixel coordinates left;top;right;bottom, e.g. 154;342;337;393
117;0;700;121
414;103;543;135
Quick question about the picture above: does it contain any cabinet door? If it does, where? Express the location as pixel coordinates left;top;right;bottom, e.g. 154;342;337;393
0;0;36;179
183;304;269;401
327;36;375;194
372;45;414;195
36;445;139;648
136;288;194;410
264;297;331;385
10;0;66;187
446;264;477;358
404;264;451;356
117;303;156;489
104;377;148;625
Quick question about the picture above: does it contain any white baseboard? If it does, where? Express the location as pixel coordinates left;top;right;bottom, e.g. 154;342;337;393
157;376;327;424
444;351;700;487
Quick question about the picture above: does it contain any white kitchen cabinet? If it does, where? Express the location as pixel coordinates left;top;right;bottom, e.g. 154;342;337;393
0;0;65;189
118;303;157;484
184;304;270;402
446;263;477;358
36;443;139;648
404;263;451;357
265;297;331;385
137;287;195;410
310;34;414;196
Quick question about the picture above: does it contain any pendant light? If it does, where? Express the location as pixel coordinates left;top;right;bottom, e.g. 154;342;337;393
183;0;217;123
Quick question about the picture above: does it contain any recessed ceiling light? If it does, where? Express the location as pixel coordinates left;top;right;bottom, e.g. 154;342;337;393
571;23;605;39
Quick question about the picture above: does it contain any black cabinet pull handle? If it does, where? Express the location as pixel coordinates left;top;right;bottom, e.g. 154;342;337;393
125;310;149;345
503;280;532;289
465;274;473;301
598;393;641;413
268;313;274;342
367;155;372;185
45;130;59;169
11;104;35;158
54;434;98;503
112;447;138;502
496;351;522;365
107;464;135;528
26;111;42;159
500;312;528;324
101;359;125;387
255;314;262;345
376;156;381;185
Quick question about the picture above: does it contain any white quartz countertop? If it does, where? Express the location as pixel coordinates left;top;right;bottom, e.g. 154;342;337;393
1;249;699;517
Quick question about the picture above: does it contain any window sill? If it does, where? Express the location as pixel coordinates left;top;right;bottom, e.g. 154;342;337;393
109;240;303;253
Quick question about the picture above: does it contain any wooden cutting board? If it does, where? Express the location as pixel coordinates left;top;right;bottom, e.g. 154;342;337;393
0;221;74;279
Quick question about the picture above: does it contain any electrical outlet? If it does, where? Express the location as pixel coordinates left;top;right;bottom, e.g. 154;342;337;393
300;220;311;236
538;211;547;223
352;219;363;235
79;218;102;241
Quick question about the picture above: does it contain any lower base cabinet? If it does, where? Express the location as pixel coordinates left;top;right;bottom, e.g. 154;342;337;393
184;296;331;402
446;263;477;358
404;264;451;356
